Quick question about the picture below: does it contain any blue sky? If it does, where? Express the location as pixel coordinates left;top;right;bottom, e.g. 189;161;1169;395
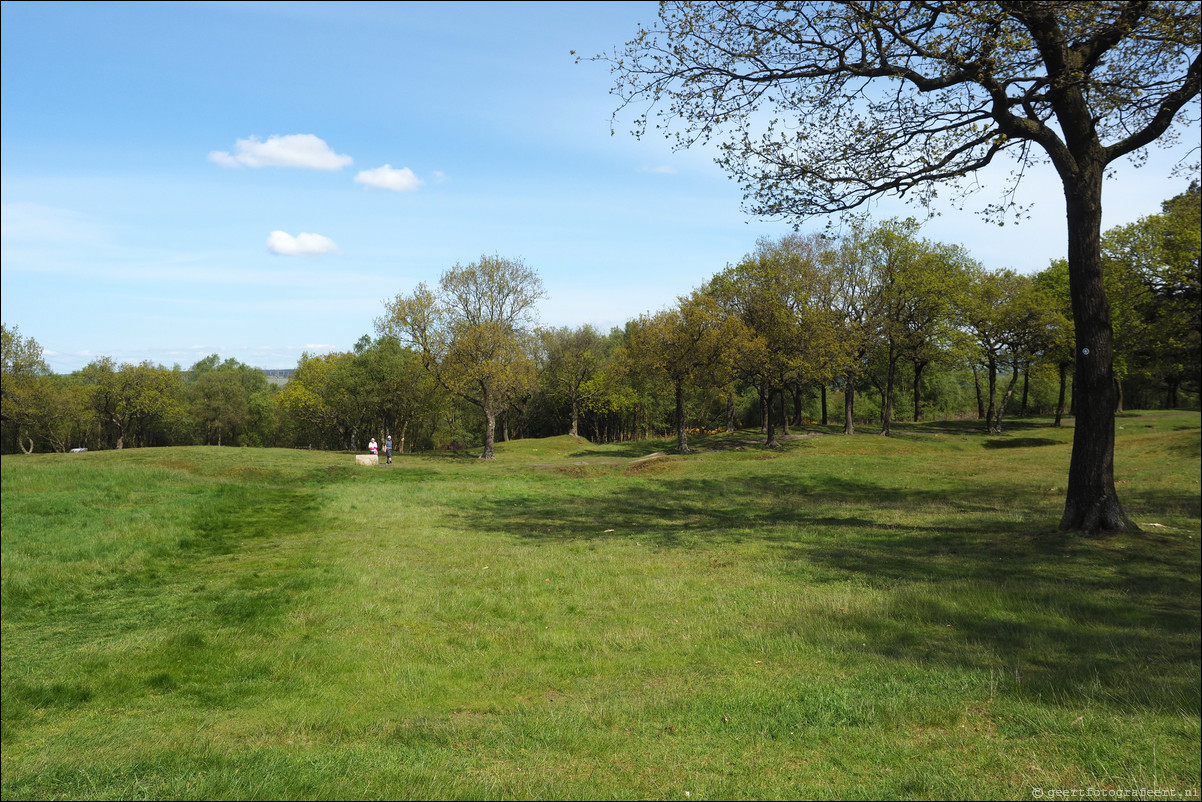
3;1;1197;374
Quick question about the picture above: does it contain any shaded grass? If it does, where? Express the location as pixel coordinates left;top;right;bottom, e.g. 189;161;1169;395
2;413;1199;800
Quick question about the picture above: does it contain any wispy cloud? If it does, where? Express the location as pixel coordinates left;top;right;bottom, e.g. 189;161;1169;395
0;202;108;243
266;230;339;256
354;164;423;192
209;134;352;170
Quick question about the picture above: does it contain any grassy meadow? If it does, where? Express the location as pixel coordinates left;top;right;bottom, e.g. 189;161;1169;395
2;411;1199;800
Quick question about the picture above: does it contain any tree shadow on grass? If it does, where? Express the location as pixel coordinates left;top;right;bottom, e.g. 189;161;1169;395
982;437;1065;449
448;470;1201;714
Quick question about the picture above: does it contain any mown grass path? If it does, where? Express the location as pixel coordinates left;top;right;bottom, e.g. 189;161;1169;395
2;412;1199;800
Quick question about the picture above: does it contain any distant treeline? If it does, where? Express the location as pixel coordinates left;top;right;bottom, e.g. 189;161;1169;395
3;190;1197;455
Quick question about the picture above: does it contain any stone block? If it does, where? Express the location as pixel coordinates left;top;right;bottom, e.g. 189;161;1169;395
355;454;378;466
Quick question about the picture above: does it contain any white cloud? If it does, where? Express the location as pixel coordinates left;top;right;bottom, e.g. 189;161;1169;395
354;164;423;192
209;134;353;170
266;230;339;256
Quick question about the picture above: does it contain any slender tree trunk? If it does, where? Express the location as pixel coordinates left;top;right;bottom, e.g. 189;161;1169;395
972;366;985;420
1113;378;1125;414
843;371;856;435
881;346;896;436
1020;364;1031;417
912;360;927;422
781;390;790;436
995;363;1020;434
1054;361;1068;427
820;384;828;426
986;357;1000;434
726;390;736;432
1059;165;1137;533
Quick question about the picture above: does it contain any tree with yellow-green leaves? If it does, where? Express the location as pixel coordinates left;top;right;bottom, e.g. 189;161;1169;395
376;255;545;460
1;324;51;453
623;289;747;454
709;233;837;447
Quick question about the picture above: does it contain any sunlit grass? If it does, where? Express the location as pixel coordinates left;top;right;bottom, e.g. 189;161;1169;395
2;411;1199;799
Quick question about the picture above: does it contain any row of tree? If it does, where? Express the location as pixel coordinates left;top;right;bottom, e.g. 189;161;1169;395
4;186;1195;459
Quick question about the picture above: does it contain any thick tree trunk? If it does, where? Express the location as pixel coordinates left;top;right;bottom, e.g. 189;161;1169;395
1059;166;1137;533
726;390;736;432
675;379;689;454
570;400;579;437
765;387;780;448
481;388;497;459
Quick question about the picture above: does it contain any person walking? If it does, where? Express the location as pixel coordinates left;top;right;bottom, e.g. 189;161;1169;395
384;435;393;464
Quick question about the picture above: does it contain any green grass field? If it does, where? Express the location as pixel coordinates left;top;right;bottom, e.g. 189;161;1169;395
2;412;1199;800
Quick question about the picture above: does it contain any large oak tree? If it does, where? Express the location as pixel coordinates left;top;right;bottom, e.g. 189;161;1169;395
600;1;1200;532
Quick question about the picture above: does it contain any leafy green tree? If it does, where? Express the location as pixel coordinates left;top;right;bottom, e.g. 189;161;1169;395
79;358;186;449
710;233;834;446
276;351;375;450
191;369;249;446
573;327;641;444
898;242;974;424
624;289;746;454
1032;261;1077;426
539;325;609;438
1;324;51;453
602;1;1200;531
958;269;1060;433
377;254;545;459
1103;183;1201;408
36;374;94;453
354;335;443;453
185;355;277;446
860;219;963;436
826;218;880;435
